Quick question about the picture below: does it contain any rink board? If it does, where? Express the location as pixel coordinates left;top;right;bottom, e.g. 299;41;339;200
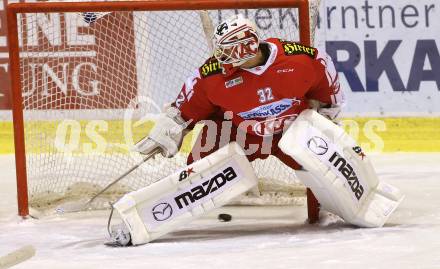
0;117;439;154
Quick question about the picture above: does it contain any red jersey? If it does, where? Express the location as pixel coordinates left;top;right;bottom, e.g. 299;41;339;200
174;38;344;137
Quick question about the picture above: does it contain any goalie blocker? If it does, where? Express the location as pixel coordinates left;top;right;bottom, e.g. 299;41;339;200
279;109;404;227
110;142;258;245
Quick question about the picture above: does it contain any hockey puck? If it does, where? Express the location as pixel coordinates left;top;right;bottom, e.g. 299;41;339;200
218;213;232;222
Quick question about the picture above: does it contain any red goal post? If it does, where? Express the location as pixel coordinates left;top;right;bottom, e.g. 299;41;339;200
7;0;319;222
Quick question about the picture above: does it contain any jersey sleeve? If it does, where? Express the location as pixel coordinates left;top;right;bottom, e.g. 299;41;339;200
174;68;217;125
305;49;345;107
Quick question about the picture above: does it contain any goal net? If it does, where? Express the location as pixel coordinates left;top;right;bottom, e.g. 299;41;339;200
8;0;321;218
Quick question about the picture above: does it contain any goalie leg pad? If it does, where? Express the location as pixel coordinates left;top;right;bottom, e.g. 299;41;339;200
280;109;404;228
112;142;258;245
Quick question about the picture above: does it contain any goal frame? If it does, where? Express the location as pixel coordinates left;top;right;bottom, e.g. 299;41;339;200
7;0;319;222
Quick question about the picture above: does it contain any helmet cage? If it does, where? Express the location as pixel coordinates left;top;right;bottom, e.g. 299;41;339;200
213;24;260;65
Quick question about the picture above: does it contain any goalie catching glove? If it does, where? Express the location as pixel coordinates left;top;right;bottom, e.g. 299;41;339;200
133;106;189;157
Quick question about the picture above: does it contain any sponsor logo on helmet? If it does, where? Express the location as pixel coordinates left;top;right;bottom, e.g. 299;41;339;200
152;202;173;221
238;98;300;120
253;114;298;136
82;12;98;23
307;136;329;155
216;22;229;36
225;76;243;88
200;59;222;78
282;41;317;59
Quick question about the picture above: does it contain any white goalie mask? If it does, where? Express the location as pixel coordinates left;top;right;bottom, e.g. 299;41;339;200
212;14;260;66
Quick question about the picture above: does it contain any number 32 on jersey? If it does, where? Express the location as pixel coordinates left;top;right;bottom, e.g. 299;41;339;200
257;87;274;103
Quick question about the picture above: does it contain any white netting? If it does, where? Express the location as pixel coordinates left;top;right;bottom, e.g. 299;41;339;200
15;3;319;212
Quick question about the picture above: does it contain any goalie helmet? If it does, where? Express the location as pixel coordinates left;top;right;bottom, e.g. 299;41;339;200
212;14;260;66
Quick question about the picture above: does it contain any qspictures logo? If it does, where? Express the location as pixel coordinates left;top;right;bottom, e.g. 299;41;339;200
0;4;138;109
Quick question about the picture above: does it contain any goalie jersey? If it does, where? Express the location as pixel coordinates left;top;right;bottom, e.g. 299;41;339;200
174;38;345;137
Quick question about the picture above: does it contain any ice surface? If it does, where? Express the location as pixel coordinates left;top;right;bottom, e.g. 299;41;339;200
1;154;439;269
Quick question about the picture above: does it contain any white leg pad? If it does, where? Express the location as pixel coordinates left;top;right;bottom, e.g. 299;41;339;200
295;170;343;217
280;109;404;227
113;142;258;245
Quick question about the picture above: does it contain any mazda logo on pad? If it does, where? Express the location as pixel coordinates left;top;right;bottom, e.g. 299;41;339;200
307;136;329;155
152;202;173;221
